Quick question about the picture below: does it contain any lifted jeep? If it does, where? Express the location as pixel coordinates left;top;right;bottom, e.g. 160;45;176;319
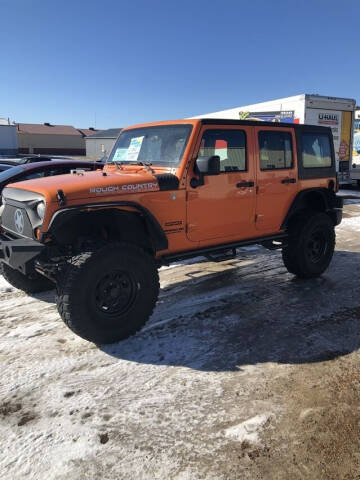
0;119;343;344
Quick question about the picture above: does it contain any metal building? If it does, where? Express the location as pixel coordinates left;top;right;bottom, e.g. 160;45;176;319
85;128;121;159
17;123;98;155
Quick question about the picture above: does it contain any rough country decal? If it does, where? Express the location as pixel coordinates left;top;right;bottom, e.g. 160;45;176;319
122;182;158;191
90;183;158;194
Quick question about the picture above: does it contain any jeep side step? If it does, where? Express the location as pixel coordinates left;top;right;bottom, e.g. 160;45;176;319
205;248;237;262
161;233;287;264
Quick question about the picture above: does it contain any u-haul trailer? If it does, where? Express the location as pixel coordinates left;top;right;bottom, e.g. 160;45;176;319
193;94;356;184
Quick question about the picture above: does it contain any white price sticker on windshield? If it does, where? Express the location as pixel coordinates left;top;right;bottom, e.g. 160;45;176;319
126;136;144;161
112;148;127;162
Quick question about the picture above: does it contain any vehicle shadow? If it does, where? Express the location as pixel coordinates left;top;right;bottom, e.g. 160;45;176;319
100;248;360;372
340;186;360;206
31;288;56;303
343;198;360;206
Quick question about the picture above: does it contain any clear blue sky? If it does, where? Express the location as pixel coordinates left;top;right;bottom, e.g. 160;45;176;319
0;0;359;129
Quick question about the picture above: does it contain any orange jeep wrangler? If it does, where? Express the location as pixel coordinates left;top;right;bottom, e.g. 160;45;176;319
0;119;343;343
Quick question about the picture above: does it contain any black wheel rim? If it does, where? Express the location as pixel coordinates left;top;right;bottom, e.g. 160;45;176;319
94;270;138;317
306;230;327;263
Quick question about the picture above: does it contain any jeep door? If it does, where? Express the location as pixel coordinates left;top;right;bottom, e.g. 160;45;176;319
254;126;299;232
186;126;257;242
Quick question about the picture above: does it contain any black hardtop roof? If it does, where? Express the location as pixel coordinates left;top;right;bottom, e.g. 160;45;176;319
200;118;332;131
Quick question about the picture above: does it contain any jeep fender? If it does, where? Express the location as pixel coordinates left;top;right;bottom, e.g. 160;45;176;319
44;201;168;252
281;188;343;229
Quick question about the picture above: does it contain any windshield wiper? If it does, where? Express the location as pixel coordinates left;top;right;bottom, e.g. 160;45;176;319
136;160;155;173
136;161;152;166
106;158;121;170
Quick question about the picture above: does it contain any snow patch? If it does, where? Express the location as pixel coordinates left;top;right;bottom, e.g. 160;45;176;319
159;257;205;270
299;407;324;420
340;215;360;230
0;275;13;292
224;413;271;444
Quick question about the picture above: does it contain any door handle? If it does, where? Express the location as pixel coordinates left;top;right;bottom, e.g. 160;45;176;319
236;181;254;188
281;178;296;184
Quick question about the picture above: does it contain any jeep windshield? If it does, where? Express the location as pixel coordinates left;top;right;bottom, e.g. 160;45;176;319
108;124;192;167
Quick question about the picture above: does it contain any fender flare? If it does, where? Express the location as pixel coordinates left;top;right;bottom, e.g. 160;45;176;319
44;201;168;252
281;188;342;230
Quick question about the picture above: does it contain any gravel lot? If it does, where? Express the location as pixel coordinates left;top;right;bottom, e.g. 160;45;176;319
1;193;360;479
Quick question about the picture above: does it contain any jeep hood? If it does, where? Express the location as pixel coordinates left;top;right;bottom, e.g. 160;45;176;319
4;168;160;204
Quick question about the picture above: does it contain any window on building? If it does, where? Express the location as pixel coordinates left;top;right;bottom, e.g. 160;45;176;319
198;129;246;172
259;131;293;170
302;133;332;168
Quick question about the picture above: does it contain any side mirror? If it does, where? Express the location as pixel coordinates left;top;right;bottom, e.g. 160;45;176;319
190;155;220;188
195;155;220;175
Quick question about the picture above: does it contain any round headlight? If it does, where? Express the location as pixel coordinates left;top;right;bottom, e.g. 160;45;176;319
36;201;46;220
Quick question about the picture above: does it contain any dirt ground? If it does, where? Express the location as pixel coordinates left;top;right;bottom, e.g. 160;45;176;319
1;194;360;479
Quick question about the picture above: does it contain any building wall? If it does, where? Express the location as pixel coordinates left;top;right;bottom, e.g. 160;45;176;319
18;133;86;155
0;125;18;155
85;138;116;158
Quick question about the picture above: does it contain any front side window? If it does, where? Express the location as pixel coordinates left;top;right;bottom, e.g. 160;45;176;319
108;124;192;167
302;133;332;168
198;129;246;172
259;131;293;170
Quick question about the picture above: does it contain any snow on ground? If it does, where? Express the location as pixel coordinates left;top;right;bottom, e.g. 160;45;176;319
336;194;360;252
1;204;360;479
224;413;272;444
341;215;360;229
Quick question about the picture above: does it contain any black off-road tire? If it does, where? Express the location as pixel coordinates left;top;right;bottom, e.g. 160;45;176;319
56;242;159;344
282;212;335;279
0;262;54;293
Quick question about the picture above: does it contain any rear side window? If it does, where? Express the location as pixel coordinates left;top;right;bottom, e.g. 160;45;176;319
259;131;293;170
198;129;246;172
302;133;332;168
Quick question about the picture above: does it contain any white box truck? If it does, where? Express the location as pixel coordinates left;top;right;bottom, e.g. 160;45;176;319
193;94;356;184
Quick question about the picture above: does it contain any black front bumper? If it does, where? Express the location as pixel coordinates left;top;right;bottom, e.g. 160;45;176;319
0;232;44;275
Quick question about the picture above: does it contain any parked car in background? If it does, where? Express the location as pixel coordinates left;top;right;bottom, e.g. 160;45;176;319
0;159;103;199
0;164;13;173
